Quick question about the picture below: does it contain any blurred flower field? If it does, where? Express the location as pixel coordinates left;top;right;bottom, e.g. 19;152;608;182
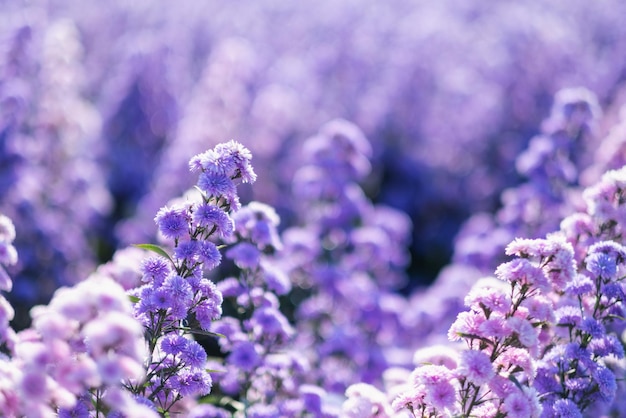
2;0;626;416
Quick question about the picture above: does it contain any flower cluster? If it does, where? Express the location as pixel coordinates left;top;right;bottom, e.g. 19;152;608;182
390;165;626;417
0;269;150;417
208;201;304;416
283;119;413;393
121;141;256;414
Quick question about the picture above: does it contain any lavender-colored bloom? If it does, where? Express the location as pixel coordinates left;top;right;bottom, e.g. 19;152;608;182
502;391;532;418
565;274;594;296
464;284;511;314
172;369;212;397
154;205;188;239
586;252;617;279
299;384;325;414
261;261;291;295
180;340;207;368
194;299;222;330
589;241;626;259
588;334;624;358
232;201;282;250
141;256;171;285
228;341;261;372
594;366;617;402
552;399;583;418
216;277;245;298
197;240;222;270
413;345;459;370
580;318;605;339
211;140;257;183
58;397;90;418
456;349;495;385
162;273;193;304
601;282;625;300
0;242;18;266
342;383;393;418
150;287;174;310
193;203;234;238
226;242;260;269
174;240;198;261
160;334;188;355
494;258;548;290
197;171;236;199
555;306;582;327
249;307;294;341
448;311;486;341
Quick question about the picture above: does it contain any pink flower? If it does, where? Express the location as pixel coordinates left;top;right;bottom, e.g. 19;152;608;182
503;391;532;418
507;316;539;350
456;350;495;385
448;311;485;342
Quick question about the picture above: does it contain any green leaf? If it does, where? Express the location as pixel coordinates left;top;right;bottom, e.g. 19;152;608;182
507;373;524;391
128;295;140;304
133;243;174;264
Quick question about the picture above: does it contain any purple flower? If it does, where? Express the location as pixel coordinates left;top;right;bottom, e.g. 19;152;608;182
299;385;325;414
193;203;234;238
594;366;617;402
194;299;222;330
464;283;511;314
174;240;198;262
150;287;174;310
580;317;605;338
478;316;511;340
588;334;624;358
588;241;626;260
228;341;261;372
261;261;291;295
601;282;625;300
456;350;495;385
586;252;617;278
226;242;260;269
197;171;236;199
163;274;193;305
495;258;547;289
565;274;594;296
448;311;486;341
140;256;171;286
197;241;222;270
58;398;90;418
174;369;212;397
160;334;188;355
180;340;207;368
249;307;294;340
214;140;257;183
154;205;189;239
502;391;532;418
552;399;583;418
555;306;582;327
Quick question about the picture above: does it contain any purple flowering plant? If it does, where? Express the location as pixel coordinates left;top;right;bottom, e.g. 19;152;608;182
123;140;258;415
389;166;626;417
